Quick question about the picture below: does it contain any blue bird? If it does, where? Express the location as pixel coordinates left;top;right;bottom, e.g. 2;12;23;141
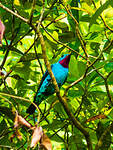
26;54;71;114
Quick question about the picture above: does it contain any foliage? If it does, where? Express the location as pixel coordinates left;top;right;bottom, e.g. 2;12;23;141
0;0;113;149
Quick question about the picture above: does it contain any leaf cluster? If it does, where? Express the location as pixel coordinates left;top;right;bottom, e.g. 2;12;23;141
0;0;113;149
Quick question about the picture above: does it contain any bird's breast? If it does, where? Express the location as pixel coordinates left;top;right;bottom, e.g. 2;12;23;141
52;63;68;86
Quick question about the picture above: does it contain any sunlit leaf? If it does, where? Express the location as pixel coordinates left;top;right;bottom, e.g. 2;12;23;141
89;0;112;27
14;0;20;6
0;0;113;149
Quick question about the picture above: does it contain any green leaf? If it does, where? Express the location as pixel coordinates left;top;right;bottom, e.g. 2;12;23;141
69;40;80;58
68;90;83;97
54;102;67;118
89;0;112;28
44;36;58;51
11;74;24;80
1;0;113;149
96;122;111;150
43;119;64;130
0;106;14;120
88;73;98;86
68;0;79;31
78;61;86;77
103;40;113;54
54;22;69;32
19;53;42;62
47;133;63;142
68;55;78;80
104;62;113;72
59;31;75;43
0;120;14;146
70;0;79;21
69;135;86;150
0;45;24;55
0;119;7;133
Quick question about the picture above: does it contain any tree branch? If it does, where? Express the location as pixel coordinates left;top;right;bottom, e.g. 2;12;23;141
29;0;36;23
0;2;28;23
37;30;92;150
41;24;86;60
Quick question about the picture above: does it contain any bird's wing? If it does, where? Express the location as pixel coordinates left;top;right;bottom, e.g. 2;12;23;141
37;64;53;91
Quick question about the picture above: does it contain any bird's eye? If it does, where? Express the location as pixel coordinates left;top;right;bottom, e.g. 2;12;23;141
61;55;64;58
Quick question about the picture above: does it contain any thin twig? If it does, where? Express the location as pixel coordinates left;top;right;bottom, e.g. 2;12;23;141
63;4;88;59
34;35;44;75
29;0;36;23
0;49;9;69
37;0;45;31
0;2;28;23
0;92;40;123
92;0;113;32
104;79;113;105
41;24;86;60
12;29;32;46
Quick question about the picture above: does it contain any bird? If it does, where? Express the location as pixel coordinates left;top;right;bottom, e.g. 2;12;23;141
26;54;71;114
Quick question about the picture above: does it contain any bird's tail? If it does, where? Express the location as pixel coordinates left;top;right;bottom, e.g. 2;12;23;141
26;104;36;115
26;94;42;114
26;103;36;114
26;95;37;114
26;94;43;114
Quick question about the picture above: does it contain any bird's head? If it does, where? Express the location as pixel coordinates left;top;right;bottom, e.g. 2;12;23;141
58;54;71;68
